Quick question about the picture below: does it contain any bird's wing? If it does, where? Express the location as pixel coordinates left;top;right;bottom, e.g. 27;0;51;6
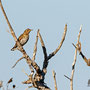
18;34;24;41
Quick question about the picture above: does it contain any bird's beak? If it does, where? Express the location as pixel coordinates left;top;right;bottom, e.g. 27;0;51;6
30;29;33;31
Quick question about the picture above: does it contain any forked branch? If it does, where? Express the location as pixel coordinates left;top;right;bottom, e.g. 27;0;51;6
0;0;41;74
70;25;82;90
42;24;67;72
0;0;68;89
47;24;67;60
72;43;90;66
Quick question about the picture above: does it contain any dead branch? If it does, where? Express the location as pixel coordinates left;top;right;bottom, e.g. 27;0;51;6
0;1;50;89
38;30;48;74
37;24;67;80
22;69;34;84
64;75;71;80
36;24;67;89
47;24;67;60
42;24;67;73
0;0;67;89
22;69;29;77
32;30;39;61
12;56;25;68
70;25;82;90
72;42;90;66
0;0;41;74
52;70;57;90
38;29;47;60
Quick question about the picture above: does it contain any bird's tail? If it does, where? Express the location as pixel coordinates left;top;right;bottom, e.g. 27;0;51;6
11;47;15;51
11;44;17;51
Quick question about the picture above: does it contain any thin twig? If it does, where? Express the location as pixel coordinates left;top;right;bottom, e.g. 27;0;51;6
22;69;29;77
32;30;39;61
12;56;25;68
25;86;34;90
0;0;17;42
64;75;71;80
52;70;57;90
7;29;11;34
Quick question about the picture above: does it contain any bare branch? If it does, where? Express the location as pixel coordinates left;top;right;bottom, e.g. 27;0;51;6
47;24;67;60
22;69;34;84
70;25;82;90
0;1;67;89
0;1;41;74
73;43;90;66
12;56;25;68
38;29;47;60
0;0;17;42
22;69;29;77
52;70;58;90
38;30;48;73
32;30;39;61
64;75;71;80
42;24;67;72
0;1;51;89
72;42;90;66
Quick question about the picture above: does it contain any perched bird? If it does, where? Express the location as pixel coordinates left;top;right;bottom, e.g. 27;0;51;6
11;28;32;51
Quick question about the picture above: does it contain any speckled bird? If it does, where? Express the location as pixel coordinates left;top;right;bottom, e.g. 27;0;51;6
11;28;32;51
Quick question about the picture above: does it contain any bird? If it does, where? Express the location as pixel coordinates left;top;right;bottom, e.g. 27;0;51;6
11;28;32;51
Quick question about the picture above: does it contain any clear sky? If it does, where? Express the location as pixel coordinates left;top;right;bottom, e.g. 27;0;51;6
0;0;90;90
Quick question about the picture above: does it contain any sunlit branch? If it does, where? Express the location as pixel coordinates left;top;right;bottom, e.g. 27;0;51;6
70;25;82;90
32;30;39;61
12;56;25;68
0;0;41;73
52;70;58;90
47;24;67;60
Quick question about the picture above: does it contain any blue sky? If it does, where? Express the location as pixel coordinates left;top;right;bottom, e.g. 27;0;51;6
0;0;90;90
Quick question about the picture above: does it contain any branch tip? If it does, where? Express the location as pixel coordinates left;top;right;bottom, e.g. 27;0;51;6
52;70;57;90
64;75;71;80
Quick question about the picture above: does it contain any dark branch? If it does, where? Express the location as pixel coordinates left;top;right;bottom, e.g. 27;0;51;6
38;30;48;60
64;75;71;80
43;24;67;71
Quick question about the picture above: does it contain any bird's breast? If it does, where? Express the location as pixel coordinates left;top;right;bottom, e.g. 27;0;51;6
20;35;29;45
